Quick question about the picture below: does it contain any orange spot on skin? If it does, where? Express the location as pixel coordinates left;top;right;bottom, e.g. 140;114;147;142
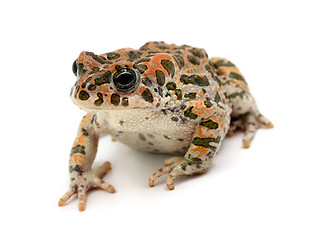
70;154;84;165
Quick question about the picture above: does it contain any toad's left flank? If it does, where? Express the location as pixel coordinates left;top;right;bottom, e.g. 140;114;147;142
59;41;273;211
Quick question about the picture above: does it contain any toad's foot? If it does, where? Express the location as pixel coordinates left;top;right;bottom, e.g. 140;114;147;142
149;156;206;190
58;161;115;211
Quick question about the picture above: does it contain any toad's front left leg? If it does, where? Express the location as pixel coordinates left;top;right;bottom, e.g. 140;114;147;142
149;106;229;190
58;113;115;211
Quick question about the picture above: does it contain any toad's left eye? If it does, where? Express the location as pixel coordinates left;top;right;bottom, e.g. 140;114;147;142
112;68;139;92
72;60;78;76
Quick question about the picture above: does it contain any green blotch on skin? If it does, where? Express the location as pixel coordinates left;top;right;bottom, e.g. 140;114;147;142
180;74;210;86
111;93;120;106
141;88;154;103
189;48;204;58
227;91;246;99
128;51;142;62
192;136;221;148
155;70;165;86
187;55;200;65
94;92;104;106
229;72;246;82
204;100;213;108
87;83;97;91
200;119;218;129
172;55;185;69
134;64;148;74
184;106;198;119
78;90;90;101
142;77;152;87
85;52;107;64
214;92;221;103
121;97;129;107
213;60;235;68
171;117;178;122
106;52;120;60
184;92;196;99
166;82;176;90
81;128;89;136
135;57;151;64
188;157;203;165
180;162;188;171
161;59;175;77
175;89;183;100
139;133;146;141
94;71;111;86
70;145;86;156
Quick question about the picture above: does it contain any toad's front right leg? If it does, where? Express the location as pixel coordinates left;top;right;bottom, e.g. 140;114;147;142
58;113;115;211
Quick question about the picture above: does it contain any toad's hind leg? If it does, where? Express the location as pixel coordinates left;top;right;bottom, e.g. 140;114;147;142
211;57;273;148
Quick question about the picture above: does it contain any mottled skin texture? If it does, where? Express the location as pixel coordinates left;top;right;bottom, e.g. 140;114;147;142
59;41;273;211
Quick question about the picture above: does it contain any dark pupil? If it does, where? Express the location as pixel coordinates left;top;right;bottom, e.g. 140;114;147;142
72;60;78;76
113;69;136;90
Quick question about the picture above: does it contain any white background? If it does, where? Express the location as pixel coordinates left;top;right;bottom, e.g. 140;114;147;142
1;0;315;239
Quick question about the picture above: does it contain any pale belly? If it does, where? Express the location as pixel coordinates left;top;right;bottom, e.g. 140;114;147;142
96;109;198;155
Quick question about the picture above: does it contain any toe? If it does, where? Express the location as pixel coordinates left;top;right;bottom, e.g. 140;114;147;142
58;188;76;207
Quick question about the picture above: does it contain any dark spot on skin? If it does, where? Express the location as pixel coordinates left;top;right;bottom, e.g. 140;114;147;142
148;142;154;146
121;97;129;107
81;128;89;136
213;60;235;68
184;92;196;99
148;134;155;139
142;77;152;87
175;89;183;100
153;149;160;153
155;70;165;86
106;52;121;60
141;88;154;103
94;92;104;106
128;51;142;62
166;82;176;91
81;76;93;88
115;65;123;71
180;105;186;110
85;52;107;64
87;83;97;91
156;103;160;108
171;117;178;122
164;135;171;139
70;145;86;156
158;87;164;97
161;109;167;115
214;92;221;103
184;106;198;119
172;55;184;69
78;90;90;101
192;137;220;150
187;55;200;65
119;120;124;125
135;58;151;64
200;119;219;129
95;71;111;86
202;89;206;94
156;44;170;50
161;59;175;77
180;74;210;86
133;64;147;74
177;139;184;141
204;100;213;108
88;67;100;75
189;48;204;58
111;93;120;106
139;133;146;141
180;162;188;171
188;156;203;165
69;165;84;175
139;42;150;51
229;72;246;82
